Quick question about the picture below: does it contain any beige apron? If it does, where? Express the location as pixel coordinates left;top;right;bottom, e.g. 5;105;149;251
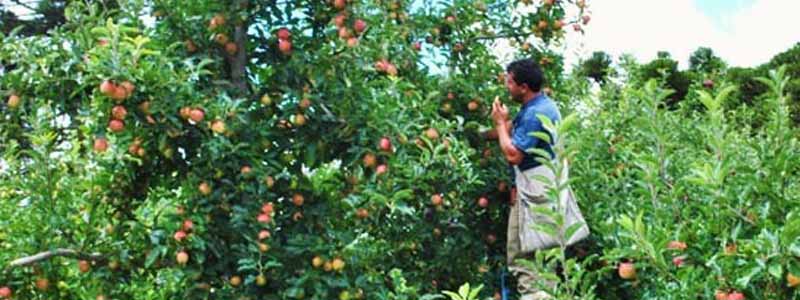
513;160;590;253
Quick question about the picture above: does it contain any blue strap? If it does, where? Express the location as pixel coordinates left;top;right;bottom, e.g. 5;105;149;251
500;268;509;300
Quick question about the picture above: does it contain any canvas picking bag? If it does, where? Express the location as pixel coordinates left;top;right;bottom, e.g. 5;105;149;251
514;160;590;253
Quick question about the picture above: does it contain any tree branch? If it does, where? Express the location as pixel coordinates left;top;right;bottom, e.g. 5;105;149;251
229;2;250;95
8;248;106;268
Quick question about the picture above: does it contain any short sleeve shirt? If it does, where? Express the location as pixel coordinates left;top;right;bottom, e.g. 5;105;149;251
509;93;561;175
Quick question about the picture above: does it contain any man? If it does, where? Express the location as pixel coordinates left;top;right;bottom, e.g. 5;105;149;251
488;58;587;300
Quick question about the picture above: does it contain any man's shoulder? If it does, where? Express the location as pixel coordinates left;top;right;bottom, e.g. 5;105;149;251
523;96;557;119
537;96;560;119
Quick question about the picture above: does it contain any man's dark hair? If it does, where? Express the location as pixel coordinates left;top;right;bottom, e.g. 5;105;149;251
506;59;544;92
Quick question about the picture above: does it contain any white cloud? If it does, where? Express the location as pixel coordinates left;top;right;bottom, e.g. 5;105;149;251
718;0;800;66
562;0;800;69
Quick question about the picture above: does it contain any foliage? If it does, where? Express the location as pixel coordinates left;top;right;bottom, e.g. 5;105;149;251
578;51;613;85
0;0;591;299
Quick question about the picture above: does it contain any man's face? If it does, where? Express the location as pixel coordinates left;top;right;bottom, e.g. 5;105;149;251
505;72;527;103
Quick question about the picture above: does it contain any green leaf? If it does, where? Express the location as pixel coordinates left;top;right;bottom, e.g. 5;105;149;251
564;221;586;241
442;291;462;300
531;131;551;144
768;263;783;279
145;246;164;268
531;223;557;237
781;216;800;245
458;283;470;298
736;265;762;288
467;284;483;300
530;201;555;212
391;189;414;201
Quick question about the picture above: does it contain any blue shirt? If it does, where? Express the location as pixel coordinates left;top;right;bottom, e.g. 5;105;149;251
509;93;561;179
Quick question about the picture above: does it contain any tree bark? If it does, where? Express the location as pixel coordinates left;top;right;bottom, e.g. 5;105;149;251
230;24;248;95
8;248;106;268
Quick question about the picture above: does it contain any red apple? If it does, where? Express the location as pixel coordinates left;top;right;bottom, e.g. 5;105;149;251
211;119;226;134
363;153;377;168
554;20;564;30
715;291;728;300
788;273;800;288
467;100;479;111
179;106;192;119
727;291;745;300
276;27;291;40
485;233;497;244
198;182;212;196
224;42;238;55
78;260;91;273
182;219;194;231
537;20;548;30
375;60;386;72
667;240;687;251
333;0;346;10
346;37;359;47
100;80;116;96
214;33;229;45
354;19;367;33
338;27;351;39
618;262;636;280
379;137;392;151
425;128;439;140
174;230;187;242
209;14;226;30
189;108;205;123
185;39;197;53
292;193;305;206
94;137;109;152
258;230;271;240
176;251;189;265
376;164;388;175
478;197;489;208
672;255;686;267
0;286;11;298
261;202;274;214
108;119;125;133
278;39;292;55
119;81;135;98
111;105;127;120
356;208;369;219
385;63;398;76
333;14;347;28
110;85;128;101
35;278;49;291
6;94;20;109
431;194;443;206
582;15;591;25
257;213;271;223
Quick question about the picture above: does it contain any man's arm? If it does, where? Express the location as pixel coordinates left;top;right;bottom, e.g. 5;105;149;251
490;98;524;165
482;120;512;140
496;121;524;165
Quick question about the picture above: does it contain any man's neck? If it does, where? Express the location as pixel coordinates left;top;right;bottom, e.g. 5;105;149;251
521;91;540;105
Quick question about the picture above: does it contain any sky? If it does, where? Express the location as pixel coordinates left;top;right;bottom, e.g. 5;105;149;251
562;0;800;69
3;0;797;70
